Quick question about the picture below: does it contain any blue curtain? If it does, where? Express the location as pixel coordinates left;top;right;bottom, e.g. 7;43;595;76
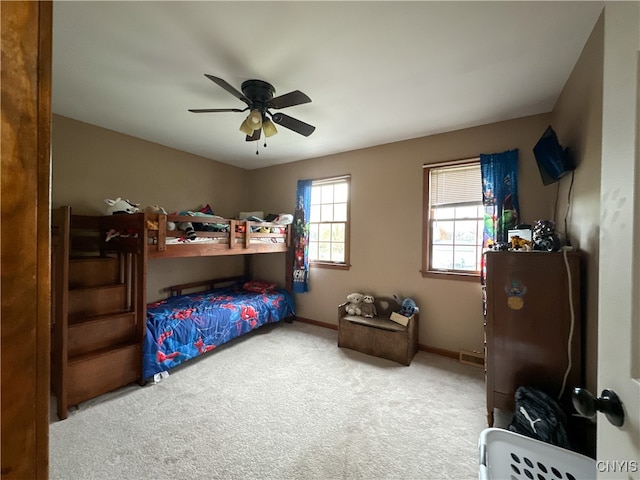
292;179;312;293
481;149;520;246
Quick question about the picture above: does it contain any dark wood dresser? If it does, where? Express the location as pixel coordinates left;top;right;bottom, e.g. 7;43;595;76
484;250;582;427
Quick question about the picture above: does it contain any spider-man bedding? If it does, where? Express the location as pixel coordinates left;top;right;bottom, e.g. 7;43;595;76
143;285;295;380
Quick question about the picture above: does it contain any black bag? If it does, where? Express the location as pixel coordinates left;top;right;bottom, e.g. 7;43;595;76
508;386;571;449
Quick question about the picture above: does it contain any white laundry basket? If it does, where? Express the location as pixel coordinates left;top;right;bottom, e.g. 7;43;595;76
478;428;596;480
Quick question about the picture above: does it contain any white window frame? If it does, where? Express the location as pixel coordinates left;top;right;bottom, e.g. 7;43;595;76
308;175;350;270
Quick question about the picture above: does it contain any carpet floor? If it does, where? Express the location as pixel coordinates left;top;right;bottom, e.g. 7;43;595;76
50;321;490;479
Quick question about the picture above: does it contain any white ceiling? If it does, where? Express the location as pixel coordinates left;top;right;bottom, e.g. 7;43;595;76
52;1;603;171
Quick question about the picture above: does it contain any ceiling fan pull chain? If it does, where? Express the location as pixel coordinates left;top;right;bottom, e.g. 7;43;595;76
256;143;259;155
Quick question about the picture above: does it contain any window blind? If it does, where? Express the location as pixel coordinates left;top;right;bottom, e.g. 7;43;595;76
312;175;350;186
429;163;481;207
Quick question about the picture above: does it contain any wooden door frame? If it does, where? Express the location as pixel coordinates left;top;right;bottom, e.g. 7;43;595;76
1;2;52;478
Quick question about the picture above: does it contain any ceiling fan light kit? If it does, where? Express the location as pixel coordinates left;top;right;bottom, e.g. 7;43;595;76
190;74;315;144
239;118;254;136
245;109;263;131
262;118;278;137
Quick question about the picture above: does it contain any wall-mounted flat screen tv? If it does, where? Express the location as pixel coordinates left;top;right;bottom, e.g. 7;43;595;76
533;126;574;186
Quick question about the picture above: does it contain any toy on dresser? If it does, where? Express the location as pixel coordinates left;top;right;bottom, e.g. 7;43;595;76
532;220;561;252
509;235;531;251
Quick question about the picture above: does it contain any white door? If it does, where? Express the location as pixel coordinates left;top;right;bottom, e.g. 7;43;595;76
598;3;640;479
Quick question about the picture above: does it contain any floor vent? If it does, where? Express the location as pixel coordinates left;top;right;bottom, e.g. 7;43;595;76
459;350;485;368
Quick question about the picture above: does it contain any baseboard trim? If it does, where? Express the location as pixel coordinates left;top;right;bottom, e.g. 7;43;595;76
295;316;338;330
294;317;459;360
418;344;459;360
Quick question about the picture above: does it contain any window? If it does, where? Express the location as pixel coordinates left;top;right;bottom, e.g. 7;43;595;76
422;160;483;278
308;176;350;269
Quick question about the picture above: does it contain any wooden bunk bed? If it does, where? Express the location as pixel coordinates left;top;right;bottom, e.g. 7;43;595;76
144;212;291;258
51;207;293;420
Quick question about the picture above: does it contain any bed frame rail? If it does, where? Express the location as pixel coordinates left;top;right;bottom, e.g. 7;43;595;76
167;275;247;296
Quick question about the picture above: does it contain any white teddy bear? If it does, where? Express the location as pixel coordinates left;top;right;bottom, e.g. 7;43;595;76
360;294;377;318
345;292;364;316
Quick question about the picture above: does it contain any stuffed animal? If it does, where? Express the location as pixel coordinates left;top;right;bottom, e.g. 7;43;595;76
360;294;377;318
393;295;419;317
104;198;140;215
144;205;176;231
345;292;364;316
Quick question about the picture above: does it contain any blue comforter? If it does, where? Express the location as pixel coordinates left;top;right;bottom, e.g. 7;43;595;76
143;286;295;380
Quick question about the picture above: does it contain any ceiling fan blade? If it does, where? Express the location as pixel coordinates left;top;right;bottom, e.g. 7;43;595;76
246;129;261;142
268;90;312;109
204;74;251;105
271;112;315;137
188;108;247;113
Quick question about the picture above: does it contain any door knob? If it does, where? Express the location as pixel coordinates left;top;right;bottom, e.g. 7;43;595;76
572;388;625;427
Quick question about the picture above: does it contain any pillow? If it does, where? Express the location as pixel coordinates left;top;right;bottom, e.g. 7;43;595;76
243;280;277;294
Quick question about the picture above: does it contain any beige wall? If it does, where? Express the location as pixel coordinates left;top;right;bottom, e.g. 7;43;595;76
52;115;249;216
52;115;249;301
248;114;556;354
552;13;603;392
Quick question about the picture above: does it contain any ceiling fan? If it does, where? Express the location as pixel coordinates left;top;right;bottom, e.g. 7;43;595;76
189;74;315;142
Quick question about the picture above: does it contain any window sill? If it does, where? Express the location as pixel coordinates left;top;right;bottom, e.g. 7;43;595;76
422;270;480;282
310;262;350;271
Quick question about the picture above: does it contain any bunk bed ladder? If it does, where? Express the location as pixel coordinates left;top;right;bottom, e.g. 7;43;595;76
51;207;144;420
